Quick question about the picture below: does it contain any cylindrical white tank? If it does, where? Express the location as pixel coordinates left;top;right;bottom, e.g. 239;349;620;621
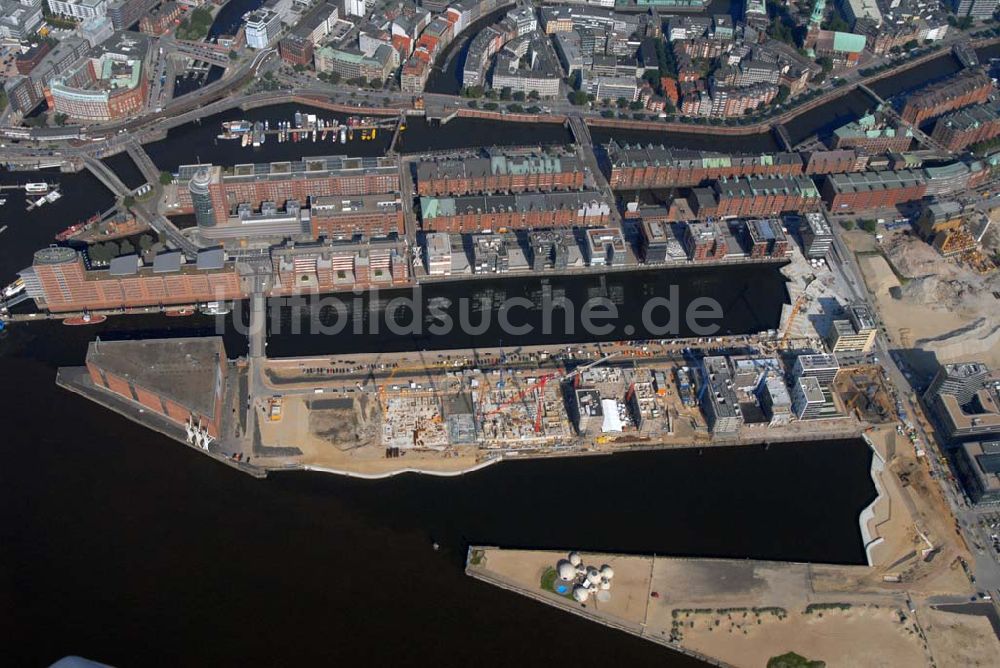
557;561;576;581
568;552;582;567
600;578;611;590
586;567;601;585
572;585;590;602
600;565;614;580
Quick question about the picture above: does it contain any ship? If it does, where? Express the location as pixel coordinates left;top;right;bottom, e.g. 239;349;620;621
3;278;24;299
63;313;107;326
200;301;231;315
165;307;196;317
340;126;347;144
56;214;100;241
44;190;61;203
222;120;252;133
25;183;49;194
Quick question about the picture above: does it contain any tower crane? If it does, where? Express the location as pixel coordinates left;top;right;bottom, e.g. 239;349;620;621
486;351;624;431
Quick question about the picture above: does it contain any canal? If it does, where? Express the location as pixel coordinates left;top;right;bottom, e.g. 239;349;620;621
142;103;395;172
263;263;789;357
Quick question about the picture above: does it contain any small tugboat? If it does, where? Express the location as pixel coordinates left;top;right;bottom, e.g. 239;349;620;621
165;307;196;317
64;312;108;326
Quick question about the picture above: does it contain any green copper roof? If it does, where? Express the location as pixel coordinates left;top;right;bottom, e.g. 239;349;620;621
832;32;866;54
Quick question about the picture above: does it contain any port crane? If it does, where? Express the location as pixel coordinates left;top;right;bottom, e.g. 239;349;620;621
486;351;624;433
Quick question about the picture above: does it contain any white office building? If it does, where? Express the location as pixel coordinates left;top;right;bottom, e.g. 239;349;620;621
343;0;365;17
46;0;106;19
245;9;282;49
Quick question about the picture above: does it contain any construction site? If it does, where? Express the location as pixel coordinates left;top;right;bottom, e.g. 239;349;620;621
844;214;1000;375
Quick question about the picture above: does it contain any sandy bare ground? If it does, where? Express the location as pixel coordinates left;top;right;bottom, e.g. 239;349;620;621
469;549;944;668
473;549;653;627
920;605;1000;668
255;395;482;476
848;229;1000;371
811;426;972;599
677;605;927;668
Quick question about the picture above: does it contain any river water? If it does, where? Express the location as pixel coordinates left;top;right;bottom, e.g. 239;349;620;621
0;79;923;663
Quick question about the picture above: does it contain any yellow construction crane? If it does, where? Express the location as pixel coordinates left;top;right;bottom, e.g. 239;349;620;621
780;292;809;349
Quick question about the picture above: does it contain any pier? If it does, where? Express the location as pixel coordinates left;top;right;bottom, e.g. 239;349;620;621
466;547;932;668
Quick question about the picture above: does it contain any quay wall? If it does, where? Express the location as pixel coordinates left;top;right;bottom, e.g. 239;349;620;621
860;433;888;567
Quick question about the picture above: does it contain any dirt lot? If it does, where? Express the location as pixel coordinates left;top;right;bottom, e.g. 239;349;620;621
920;605;1000;667
677;604;928;668
255;394;482;475
847;229;1000;372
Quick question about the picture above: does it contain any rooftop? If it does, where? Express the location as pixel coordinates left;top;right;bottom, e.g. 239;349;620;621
86;337;226;419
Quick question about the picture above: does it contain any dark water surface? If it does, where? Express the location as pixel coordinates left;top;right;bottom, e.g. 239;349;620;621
264;263;789;357
0;319;874;666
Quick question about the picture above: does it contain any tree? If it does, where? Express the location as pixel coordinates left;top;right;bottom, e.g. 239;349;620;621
822;8;851;33
569;90;589;105
229;50;239;60
528;90;540;100
817;56;833;74
616;97;629;109
138;234;154;251
159;171;173;185
119;239;135;255
53;113;69;126
293;64;306;73
512;91;525;101
840;220;855;230
628;100;644;111
507;103;523;113
859;219;878;234
774;85;790;106
500;87;512;101
483;102;499;111
122;195;135;208
88;243;111;264
642;69;661;93
467;100;478;108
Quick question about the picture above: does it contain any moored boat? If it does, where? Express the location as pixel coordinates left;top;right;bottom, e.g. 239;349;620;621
64;313;107;326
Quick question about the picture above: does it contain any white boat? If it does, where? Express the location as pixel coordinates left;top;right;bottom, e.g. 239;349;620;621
0;225;7;236
25;183;49;194
0;198;7;205
44;190;61;203
340;126;347;144
3;278;24;298
201;301;231;316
